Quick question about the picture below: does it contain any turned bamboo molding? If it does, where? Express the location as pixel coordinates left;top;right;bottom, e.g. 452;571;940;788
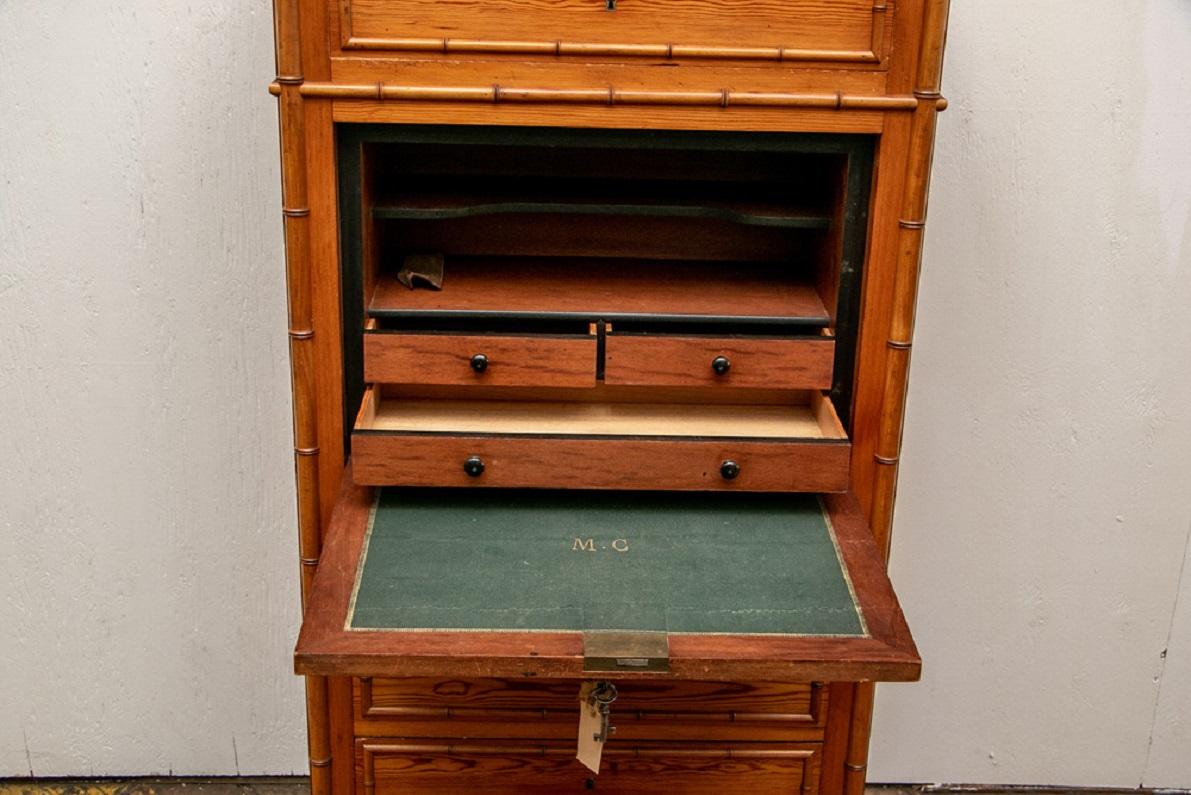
342;38;882;64
267;80;948;111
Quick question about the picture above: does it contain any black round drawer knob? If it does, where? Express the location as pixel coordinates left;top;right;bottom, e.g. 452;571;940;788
470;353;489;373
720;460;741;481
711;355;731;375
463;456;486;478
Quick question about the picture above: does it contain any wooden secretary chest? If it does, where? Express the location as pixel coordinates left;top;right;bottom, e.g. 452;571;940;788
270;0;950;791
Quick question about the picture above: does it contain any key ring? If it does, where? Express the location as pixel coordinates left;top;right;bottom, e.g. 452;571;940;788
591;681;618;705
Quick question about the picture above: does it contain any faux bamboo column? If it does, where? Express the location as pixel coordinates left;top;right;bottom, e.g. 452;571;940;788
870;1;950;555
846;1;951;792
272;1;330;794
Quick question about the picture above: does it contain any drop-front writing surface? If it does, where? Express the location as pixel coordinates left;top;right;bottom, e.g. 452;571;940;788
296;473;919;682
352;490;867;635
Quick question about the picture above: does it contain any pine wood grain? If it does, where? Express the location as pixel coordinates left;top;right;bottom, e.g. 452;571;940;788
295;469;919;681
334;98;888;135
818;681;856;795
369;262;829;324
605;334;835;390
276;0;950;785
327;676;356;795
844;4;952;793
273;1;335;792
361;677;820;720
364;332;597;388
357;738;821;794
343;0;878;58
387;383;819;406
350;388;849;494
329;54;893;97
350;434;851;491
353;678;827;742
324;55;892;135
360;395;837;438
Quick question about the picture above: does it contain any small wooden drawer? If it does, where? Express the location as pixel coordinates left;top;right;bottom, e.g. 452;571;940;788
340;0;888;68
364;330;597;388
357;737;821;795
605;332;834;390
351;388;850;492
356;678;827;742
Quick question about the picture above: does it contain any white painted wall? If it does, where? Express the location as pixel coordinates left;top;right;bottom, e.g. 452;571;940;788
0;0;306;778
869;0;1191;788
0;0;1189;786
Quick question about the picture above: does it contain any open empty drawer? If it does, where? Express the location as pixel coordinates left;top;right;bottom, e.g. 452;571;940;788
351;386;850;491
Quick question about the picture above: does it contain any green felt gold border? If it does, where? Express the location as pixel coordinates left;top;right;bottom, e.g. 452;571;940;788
344;490;869;639
819;495;869;638
344;489;382;634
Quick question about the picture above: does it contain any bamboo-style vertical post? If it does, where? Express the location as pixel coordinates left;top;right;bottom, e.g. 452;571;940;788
846;2;950;793
272;1;330;794
304;675;331;794
843;680;876;795
870;0;950;559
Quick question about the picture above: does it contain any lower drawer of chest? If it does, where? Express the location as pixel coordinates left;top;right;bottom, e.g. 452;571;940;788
357;737;822;795
355;678;827;743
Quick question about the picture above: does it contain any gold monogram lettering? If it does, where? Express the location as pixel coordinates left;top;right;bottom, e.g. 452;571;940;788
571;537;631;552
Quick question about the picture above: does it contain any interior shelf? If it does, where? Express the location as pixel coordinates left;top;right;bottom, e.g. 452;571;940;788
372;179;833;230
368;258;830;325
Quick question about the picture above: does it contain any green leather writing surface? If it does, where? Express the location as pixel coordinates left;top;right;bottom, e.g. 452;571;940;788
349;490;865;637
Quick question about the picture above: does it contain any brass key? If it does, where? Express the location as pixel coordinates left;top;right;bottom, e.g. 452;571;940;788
591;681;618;743
576;680;619;774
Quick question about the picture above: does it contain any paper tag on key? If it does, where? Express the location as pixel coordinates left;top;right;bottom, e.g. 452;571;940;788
576;681;607;774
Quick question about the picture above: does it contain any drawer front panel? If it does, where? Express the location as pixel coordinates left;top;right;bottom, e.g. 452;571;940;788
351;434;851;492
341;0;886;66
605;334;834;390
362;677;822;719
355;678;826;742
364;332;597;388
358;738;821;794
